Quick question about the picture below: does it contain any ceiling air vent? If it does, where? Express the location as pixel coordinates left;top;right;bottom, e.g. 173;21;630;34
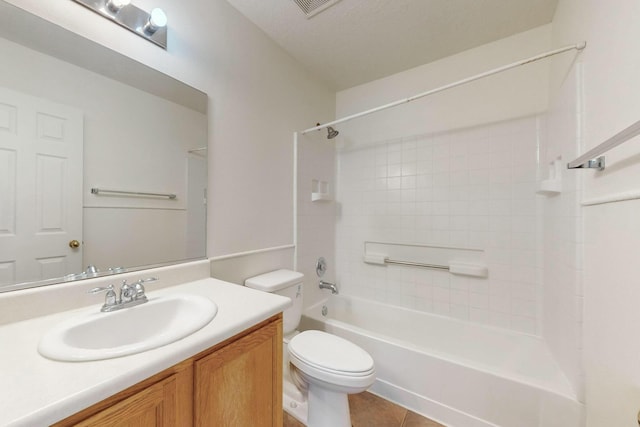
293;0;342;18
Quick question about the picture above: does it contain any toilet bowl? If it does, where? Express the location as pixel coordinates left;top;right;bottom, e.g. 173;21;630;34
288;330;375;427
244;270;375;427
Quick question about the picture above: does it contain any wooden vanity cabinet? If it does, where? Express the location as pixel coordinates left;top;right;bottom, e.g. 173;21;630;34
71;373;182;427
53;314;282;427
194;315;282;426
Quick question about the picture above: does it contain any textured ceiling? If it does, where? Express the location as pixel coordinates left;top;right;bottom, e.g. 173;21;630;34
226;0;559;90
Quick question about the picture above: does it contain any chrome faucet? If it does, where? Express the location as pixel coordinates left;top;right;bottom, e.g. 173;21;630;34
89;277;158;312
63;265;128;282
85;264;98;276
63;265;99;281
319;280;339;295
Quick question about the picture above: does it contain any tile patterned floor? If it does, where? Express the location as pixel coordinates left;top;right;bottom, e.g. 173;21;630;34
283;391;445;427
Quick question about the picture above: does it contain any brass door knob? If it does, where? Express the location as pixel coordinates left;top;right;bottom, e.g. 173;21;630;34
69;239;80;249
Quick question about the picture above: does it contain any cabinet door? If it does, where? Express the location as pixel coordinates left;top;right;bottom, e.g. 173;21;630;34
194;320;282;427
72;374;178;427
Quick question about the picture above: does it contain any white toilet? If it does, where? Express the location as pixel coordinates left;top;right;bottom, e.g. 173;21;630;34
245;269;375;427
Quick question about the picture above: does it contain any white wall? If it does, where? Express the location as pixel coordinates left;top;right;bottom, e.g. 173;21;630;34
336;25;551;144
4;0;335;278
333;26;551;333
551;0;640;425
296;132;336;307
209;246;294;285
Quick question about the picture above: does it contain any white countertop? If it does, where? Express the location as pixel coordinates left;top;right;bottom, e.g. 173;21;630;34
0;277;290;427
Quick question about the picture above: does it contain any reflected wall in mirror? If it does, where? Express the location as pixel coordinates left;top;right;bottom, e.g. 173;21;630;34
0;1;208;292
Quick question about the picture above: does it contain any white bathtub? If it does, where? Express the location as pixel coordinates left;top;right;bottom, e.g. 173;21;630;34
300;295;583;427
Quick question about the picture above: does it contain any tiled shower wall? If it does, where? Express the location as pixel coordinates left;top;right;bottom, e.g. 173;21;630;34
335;116;543;334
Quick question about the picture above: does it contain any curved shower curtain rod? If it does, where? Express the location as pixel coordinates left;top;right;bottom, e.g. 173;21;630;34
301;41;586;135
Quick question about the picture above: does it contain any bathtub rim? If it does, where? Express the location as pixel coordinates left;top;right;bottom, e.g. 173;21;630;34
302;294;578;402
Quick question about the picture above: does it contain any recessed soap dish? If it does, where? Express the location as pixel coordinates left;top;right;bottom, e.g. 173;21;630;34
311;179;332;202
537;158;562;196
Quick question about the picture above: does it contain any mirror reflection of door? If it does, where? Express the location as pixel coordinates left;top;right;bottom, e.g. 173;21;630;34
0;87;83;286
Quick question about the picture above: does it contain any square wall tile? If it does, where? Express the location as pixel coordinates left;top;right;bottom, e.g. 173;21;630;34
332;116;543;334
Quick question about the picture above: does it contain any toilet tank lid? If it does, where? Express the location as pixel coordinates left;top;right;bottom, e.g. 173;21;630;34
244;269;304;292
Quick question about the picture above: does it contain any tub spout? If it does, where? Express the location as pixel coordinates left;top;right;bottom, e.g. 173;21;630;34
319;280;339;294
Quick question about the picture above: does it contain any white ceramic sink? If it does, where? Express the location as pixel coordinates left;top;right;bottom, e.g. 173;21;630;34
38;294;218;362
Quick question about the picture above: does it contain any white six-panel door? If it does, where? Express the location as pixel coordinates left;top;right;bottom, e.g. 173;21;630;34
0;87;83;287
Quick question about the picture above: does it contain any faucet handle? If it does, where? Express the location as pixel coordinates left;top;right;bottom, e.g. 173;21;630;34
88;284;117;307
88;284;113;294
131;277;159;300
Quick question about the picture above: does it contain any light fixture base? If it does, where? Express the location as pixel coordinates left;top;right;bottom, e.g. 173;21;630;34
71;0;167;49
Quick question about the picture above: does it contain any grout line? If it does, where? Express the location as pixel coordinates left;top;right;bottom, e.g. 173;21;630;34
400;409;409;427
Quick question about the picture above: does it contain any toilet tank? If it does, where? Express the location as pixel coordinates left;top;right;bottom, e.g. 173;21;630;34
244;269;304;335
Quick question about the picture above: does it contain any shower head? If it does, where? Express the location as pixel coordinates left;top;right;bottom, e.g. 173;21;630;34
327;126;339;139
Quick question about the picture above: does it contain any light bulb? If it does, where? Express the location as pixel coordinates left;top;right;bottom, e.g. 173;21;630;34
144;8;167;34
106;0;130;12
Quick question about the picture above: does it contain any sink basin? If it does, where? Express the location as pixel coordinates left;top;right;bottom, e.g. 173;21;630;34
38;294;218;362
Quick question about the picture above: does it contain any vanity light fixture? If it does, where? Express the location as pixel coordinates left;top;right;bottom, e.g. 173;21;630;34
71;0;168;49
144;8;168;35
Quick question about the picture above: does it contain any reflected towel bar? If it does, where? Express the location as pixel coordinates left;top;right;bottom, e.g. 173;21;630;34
91;188;177;199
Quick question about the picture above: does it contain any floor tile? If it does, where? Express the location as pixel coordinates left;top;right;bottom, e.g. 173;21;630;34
283;410;305;427
282;391;444;427
349;392;407;426
402;410;446;427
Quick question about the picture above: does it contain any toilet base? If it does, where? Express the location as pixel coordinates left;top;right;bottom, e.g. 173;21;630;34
283;377;352;427
283;338;308;424
307;382;351;427
283;375;308;425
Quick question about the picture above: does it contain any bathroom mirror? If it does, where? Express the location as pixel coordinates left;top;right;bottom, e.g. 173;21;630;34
0;2;208;292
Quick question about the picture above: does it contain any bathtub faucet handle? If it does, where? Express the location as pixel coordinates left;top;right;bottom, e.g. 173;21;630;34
319;280;339;295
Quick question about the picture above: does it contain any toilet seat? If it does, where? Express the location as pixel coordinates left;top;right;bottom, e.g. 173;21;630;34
244;270;375;427
288;331;375;388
